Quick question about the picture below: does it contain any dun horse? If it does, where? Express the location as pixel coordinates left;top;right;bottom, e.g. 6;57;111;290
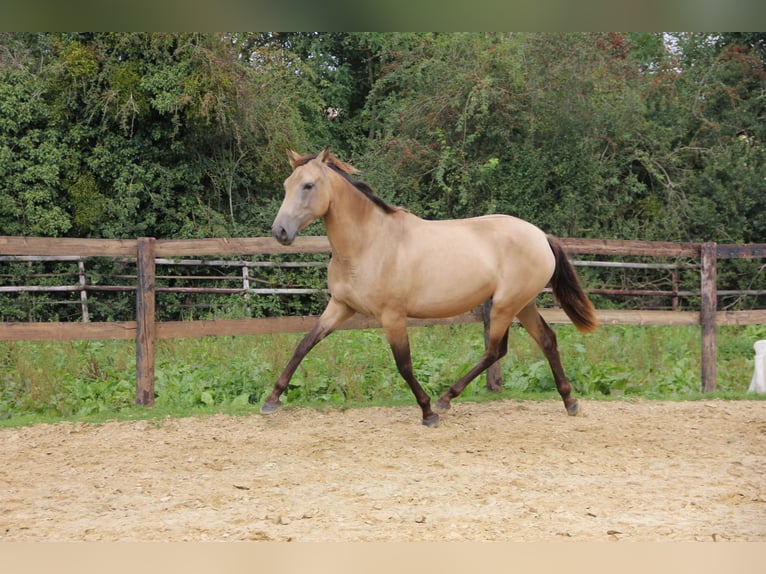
263;148;598;426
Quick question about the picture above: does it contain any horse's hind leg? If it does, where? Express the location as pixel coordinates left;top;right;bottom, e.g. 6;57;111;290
516;303;579;416
434;315;511;413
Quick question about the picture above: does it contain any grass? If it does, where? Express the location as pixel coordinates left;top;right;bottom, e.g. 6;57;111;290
1;322;764;427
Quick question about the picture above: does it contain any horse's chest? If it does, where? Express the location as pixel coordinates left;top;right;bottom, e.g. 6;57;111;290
327;260;382;315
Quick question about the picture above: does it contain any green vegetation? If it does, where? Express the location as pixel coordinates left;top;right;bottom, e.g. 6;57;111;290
1;323;764;426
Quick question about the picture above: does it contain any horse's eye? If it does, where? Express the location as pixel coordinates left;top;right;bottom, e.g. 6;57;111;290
303;182;314;191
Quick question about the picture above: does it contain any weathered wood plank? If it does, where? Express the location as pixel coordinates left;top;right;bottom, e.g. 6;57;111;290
156;316;318;338
0;321;137;341
154;236;331;257
559;238;700;258
717;243;766;259
155;310;485;339
0;236;137;257
3;308;762;343
586;309;701;326
3;236;762;267
715;309;766;326
4;236;764;260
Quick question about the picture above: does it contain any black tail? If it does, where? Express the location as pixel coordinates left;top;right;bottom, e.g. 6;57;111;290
547;236;598;333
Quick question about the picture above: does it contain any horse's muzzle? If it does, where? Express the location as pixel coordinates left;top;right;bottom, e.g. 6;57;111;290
272;223;294;246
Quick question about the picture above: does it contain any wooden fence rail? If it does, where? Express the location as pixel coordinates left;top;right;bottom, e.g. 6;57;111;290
1;235;765;405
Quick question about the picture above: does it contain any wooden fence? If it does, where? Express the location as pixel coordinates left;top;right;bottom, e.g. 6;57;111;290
1;235;765;405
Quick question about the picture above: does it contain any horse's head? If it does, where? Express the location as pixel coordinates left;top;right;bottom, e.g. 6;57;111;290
272;148;346;245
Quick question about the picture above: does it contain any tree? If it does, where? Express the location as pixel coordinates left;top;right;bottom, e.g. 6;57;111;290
0;33;319;239
640;33;766;243
357;33;656;240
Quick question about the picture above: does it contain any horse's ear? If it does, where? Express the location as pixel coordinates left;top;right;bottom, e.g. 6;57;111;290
317;147;332;163
286;149;303;169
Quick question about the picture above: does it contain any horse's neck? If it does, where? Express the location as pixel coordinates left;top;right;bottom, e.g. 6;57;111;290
324;187;386;260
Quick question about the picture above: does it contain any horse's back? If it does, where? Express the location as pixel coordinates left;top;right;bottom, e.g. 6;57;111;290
389;212;555;318
441;213;554;285
418;213;553;268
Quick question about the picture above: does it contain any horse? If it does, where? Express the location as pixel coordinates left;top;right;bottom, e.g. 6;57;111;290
262;148;598;426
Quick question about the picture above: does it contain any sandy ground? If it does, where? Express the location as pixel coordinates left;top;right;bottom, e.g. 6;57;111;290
0;399;764;542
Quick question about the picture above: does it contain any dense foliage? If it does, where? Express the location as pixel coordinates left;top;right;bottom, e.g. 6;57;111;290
1;33;764;320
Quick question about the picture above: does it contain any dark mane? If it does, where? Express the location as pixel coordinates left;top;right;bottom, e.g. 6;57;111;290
291;150;399;215
326;162;398;215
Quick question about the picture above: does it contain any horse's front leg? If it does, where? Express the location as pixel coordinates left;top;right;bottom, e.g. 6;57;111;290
261;298;355;415
381;314;439;427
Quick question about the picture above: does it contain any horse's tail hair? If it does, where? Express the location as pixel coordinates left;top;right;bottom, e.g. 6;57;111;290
546;235;598;333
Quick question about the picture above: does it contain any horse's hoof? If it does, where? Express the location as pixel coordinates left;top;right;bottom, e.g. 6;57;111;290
261;401;281;415
566;399;579;416
422;413;440;428
434;399;451;413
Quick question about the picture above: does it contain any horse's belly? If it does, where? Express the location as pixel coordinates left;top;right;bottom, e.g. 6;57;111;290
405;265;496;319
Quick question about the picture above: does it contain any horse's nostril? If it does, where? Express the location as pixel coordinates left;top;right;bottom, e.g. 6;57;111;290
272;224;290;245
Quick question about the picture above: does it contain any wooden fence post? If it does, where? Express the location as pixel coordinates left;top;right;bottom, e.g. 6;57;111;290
77;259;89;323
483;298;503;391
700;242;717;393
136;237;156;405
242;263;251;317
